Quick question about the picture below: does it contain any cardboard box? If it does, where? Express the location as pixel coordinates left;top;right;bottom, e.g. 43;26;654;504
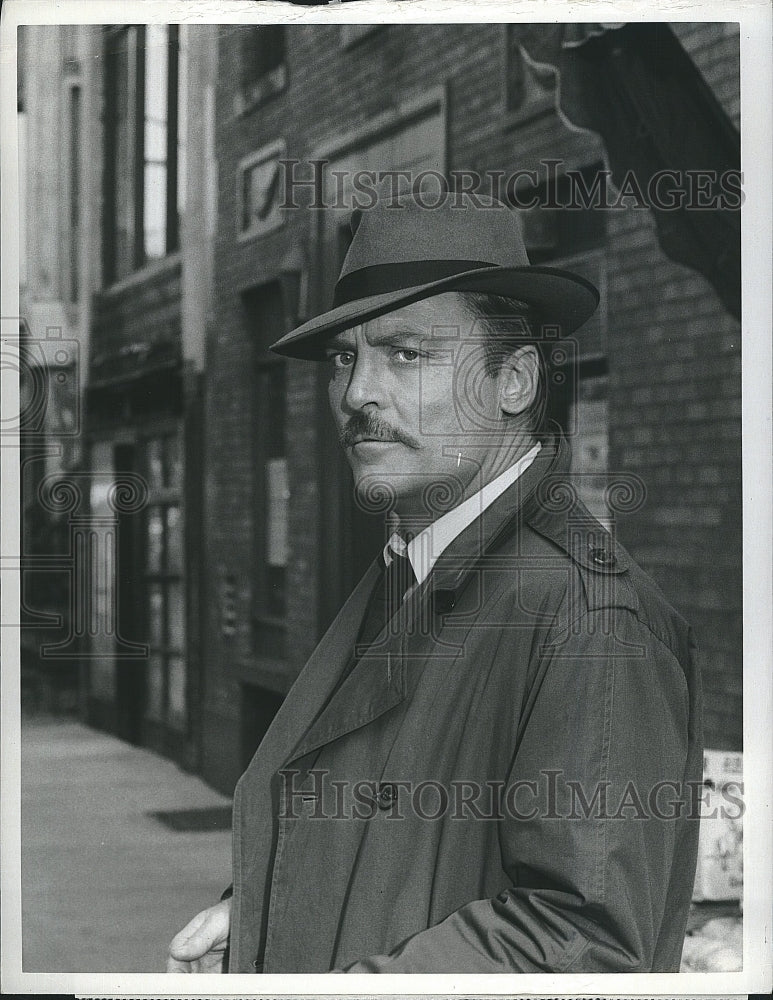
692;749;743;902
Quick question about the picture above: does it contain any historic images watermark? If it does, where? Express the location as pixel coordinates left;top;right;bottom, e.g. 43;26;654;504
279;159;744;212
279;768;744;823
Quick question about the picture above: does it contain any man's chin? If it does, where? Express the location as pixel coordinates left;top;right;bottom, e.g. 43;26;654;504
351;468;468;518
351;470;402;516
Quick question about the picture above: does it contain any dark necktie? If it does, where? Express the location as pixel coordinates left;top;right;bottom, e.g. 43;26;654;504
321;538;417;706
356;538;417;651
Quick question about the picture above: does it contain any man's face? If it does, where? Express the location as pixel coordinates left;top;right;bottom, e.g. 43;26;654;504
325;293;508;518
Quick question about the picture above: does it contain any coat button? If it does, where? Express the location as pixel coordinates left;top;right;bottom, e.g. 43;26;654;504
376;782;398;809
589;544;616;567
433;590;456;614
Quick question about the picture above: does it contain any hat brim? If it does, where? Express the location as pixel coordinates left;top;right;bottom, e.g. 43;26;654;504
270;265;599;360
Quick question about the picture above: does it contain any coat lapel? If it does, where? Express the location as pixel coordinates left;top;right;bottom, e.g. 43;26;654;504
285;598;408;764
253;560;381;771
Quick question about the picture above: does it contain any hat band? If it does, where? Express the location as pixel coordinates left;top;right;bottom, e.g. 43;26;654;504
333;259;492;307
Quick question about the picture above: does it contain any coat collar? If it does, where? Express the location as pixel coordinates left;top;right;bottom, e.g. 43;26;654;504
428;432;630;612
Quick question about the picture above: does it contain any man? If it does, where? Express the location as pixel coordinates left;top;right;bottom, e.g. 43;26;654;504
168;195;702;974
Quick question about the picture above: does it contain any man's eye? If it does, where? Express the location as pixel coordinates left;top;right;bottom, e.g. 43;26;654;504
394;348;421;363
330;351;355;368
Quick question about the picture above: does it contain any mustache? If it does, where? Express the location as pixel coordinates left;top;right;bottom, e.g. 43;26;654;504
339;412;420;450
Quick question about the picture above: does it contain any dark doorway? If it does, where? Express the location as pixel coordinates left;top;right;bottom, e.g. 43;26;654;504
345;478;385;591
114;442;145;745
241;683;284;769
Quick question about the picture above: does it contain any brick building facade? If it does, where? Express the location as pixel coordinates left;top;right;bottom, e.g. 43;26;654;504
201;22;742;794
18;19;741;795
18;24;218;765
81;24;218;768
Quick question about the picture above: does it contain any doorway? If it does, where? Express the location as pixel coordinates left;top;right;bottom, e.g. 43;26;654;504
241;683;284;769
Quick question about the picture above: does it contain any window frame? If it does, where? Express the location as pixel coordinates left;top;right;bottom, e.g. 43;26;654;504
66;76;81;304
102;24;181;286
139;428;187;733
236;139;287;243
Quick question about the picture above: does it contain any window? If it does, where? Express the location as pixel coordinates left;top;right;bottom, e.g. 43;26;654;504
233;25;287;115
243;283;289;640
69;85;81;302
103;25;186;283
61;24;80;74
237;141;286;241
17;25;26;112
140;432;187;732
18;41;26;285
88;441;118;701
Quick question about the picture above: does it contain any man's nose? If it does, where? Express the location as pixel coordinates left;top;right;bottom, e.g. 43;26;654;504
344;354;383;411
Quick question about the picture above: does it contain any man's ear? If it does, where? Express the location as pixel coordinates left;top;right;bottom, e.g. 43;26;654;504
497;345;539;418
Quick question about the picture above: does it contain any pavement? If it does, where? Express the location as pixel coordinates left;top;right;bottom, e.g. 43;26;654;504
19;717;232;974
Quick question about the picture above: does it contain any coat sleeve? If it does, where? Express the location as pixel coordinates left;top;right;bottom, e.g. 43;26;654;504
338;606;696;973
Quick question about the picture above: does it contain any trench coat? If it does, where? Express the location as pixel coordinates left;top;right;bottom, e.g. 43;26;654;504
228;436;703;974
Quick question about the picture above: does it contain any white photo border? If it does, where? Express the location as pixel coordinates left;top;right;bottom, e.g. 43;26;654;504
1;0;770;996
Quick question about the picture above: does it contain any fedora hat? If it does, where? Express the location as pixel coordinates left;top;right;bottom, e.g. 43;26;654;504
270;194;599;359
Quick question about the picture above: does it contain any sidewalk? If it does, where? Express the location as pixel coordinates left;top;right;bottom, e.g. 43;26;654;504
20;717;232;973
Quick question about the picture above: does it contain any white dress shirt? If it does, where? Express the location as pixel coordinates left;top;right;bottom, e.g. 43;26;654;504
383;442;542;586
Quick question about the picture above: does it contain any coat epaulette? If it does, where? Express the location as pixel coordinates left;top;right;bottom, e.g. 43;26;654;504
525;492;641;616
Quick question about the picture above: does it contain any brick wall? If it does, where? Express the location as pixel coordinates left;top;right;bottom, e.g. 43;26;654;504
606;207;742;747
204;22;742;790
605;24;742;748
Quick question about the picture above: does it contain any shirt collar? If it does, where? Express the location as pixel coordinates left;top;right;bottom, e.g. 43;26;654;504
386;442;541;586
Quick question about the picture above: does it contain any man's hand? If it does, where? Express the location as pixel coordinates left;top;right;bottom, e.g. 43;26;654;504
166;897;231;973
